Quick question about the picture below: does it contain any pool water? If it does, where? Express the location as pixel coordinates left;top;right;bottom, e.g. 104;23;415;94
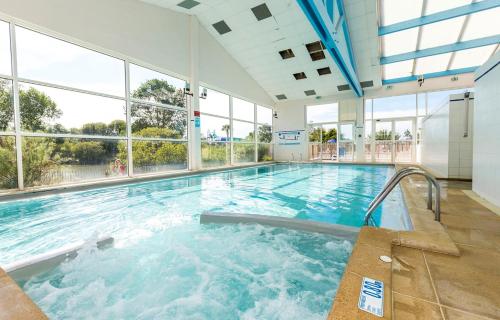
22;224;353;320
0;163;409;319
0;163;408;265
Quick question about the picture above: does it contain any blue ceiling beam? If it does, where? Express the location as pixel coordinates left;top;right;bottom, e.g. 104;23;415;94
379;0;500;36
381;35;500;65
297;0;363;96
382;67;478;85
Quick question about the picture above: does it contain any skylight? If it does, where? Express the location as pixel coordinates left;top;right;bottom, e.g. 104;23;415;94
379;0;499;82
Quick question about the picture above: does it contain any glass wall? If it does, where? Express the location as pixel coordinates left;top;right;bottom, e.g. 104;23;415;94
307;102;356;162
365;88;472;163
199;88;273;168
200;88;231;168
0;20;188;190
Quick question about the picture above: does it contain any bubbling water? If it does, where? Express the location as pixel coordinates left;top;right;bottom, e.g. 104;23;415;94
23;224;352;320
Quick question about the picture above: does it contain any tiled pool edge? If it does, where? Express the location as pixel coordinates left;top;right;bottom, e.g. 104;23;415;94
0;267;47;320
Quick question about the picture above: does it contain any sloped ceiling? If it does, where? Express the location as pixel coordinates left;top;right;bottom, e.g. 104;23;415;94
141;0;381;102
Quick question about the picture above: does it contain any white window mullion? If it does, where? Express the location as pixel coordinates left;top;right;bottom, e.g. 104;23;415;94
125;61;133;177
254;103;258;162
229;96;234;165
10;22;23;190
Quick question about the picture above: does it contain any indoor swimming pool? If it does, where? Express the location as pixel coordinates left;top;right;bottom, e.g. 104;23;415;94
0;163;409;319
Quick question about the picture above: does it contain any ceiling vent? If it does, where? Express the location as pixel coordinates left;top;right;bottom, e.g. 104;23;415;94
305;41;325;53
317;67;331;75
177;0;200;9
293;72;307;80
360;80;374;88
251;3;272;21
337;84;351;91
304;90;316;96
279;49;295;60
310;51;326;61
276;94;287;100
306;41;326;61
212;20;232;35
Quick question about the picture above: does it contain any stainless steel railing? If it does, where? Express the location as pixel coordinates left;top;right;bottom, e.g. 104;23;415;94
364;167;441;226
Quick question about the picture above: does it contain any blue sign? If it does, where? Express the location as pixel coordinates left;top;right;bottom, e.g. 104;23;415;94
194;117;200;128
358;277;384;317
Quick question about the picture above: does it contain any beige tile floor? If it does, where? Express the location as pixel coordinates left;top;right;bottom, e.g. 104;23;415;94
392;179;500;320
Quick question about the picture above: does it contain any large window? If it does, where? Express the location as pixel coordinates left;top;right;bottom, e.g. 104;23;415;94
0;21;11;76
199;87;231;168
19;83;126;135
0;136;17;190
199;87;273;167
0;20;189;190
129;63;188;173
307;103;338;124
16;27;125;96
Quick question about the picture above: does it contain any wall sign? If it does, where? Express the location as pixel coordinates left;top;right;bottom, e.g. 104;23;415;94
358;277;384;317
194;117;200;128
276;130;304;145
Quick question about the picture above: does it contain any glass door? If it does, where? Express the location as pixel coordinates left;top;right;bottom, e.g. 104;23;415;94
308;125;322;160
364;120;373;162
394;120;414;162
374;121;393;162
339;123;354;161
322;124;338;161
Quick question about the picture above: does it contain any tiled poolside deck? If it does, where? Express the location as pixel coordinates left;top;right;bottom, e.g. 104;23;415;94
329;169;500;320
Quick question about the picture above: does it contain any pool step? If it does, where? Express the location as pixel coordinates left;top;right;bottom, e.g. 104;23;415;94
200;212;359;240
4;236;114;283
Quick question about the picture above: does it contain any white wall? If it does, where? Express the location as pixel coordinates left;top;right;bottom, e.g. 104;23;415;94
273;103;308;161
473;52;500;207
421;103;450;178
420;93;474;179
273;97;364;162
0;0;273;106
448;94;474;179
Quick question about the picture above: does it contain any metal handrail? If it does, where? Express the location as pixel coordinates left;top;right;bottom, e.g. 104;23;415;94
364;170;441;226
367;167;421;210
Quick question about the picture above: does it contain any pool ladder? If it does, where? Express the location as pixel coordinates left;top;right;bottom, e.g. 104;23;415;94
364;167;441;226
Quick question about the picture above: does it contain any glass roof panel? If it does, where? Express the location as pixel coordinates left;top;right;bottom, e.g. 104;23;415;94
381;0;423;26
383;60;414;79
415;53;452;74
425;0;471;15
450;45;496;69
462;7;500;41
382;28;418;56
419;16;465;50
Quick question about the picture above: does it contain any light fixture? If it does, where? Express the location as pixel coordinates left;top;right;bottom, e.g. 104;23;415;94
200;87;208;99
183;83;193;96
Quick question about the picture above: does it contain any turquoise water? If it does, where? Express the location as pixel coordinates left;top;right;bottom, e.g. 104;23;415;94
0;163;409;319
0;163;407;265
23;225;353;319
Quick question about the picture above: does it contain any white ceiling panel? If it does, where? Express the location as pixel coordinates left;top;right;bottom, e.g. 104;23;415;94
383;60;414;79
450;45;497;69
415;53;453;74
419;17;465;50
461;7;500;41
382;28;418;56
381;0;423;26
425;0;471;15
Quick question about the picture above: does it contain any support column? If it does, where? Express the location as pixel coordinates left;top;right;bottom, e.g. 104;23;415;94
189;16;201;170
355;98;365;162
